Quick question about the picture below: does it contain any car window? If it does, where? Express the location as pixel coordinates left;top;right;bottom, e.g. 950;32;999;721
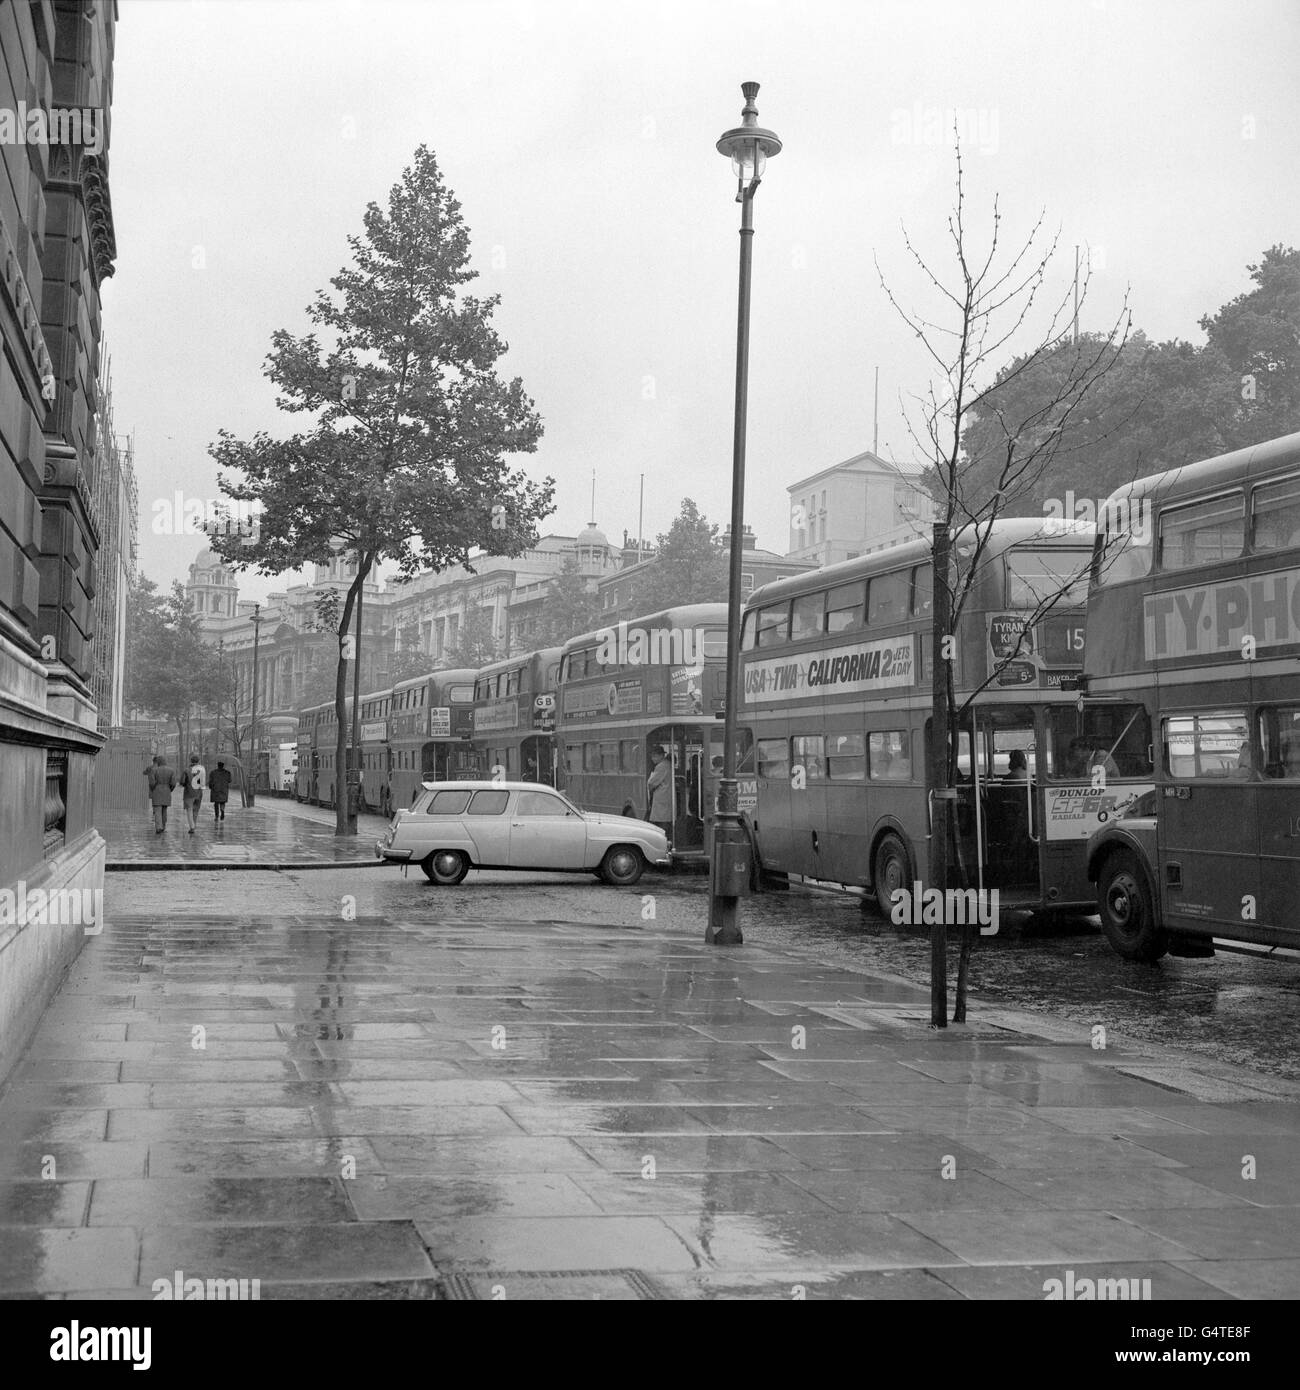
514;790;568;817
468;790;509;815
427;789;472;815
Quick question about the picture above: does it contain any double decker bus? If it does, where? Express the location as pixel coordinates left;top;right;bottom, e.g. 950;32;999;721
558;604;730;861
1084;431;1300;960
740;518;1129;910
295;707;319;801
472;646;562;785
387;667;480;810
357;689;393;814
299;696;353;807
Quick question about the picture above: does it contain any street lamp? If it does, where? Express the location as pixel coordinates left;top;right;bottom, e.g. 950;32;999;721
707;82;782;947
249;602;263;806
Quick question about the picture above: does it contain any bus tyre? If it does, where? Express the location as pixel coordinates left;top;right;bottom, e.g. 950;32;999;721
599;845;645;887
422;850;469;886
1097;852;1168;962
872;833;910;915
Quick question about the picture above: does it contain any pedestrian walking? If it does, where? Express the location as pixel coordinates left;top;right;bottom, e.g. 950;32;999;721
209;760;232;823
144;754;177;834
181;753;206;834
646;744;674;843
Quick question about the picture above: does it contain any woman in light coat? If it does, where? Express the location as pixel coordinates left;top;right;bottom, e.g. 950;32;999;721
181;753;206;835
646;745;674;841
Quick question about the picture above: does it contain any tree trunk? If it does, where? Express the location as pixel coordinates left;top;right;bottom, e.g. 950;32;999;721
929;522;951;1029
333;554;372;836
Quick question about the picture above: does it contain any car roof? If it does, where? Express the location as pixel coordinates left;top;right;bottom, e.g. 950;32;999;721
416;781;566;792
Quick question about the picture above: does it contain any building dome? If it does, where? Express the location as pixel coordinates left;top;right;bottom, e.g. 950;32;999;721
578;522;609;550
187;542;240;632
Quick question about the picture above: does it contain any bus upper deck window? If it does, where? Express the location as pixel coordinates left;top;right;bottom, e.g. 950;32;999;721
700;628;728;659
790;593;825;641
867;571;908;625
739;611;757;652
756;604;790;648
826;583;864;633
1158;494;1244;570
1006;549;1090;607
1094;521;1153;586
1251;477;1300;552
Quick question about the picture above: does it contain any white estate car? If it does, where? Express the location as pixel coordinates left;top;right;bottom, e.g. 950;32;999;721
375;780;671;886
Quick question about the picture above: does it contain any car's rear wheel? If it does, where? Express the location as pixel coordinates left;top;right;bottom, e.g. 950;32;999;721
599;845;645;886
1097;850;1167;961
422;850;470;886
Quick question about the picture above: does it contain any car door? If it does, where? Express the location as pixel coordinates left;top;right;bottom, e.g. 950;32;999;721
509;788;588;869
464;788;512;867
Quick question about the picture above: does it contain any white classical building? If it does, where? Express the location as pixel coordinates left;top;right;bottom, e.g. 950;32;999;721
786;450;936;567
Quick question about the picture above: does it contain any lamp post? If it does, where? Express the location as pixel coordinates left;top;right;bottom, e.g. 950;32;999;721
249;602;263;806
707;82;782;946
216;638;224;757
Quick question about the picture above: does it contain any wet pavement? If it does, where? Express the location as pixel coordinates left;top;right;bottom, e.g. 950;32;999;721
2;865;1299;1300
104;796;391;870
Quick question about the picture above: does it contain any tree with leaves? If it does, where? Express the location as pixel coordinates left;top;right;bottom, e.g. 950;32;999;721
124;576;216;759
442;604;500;669
957;246;1300;514
207;146;553;832
632;499;729;613
878;141;1131;1026
532;555;603;647
387;646;433;684
1201;244;1300;446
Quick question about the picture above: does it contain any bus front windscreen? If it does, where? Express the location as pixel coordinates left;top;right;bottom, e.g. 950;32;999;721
1006;549;1091;608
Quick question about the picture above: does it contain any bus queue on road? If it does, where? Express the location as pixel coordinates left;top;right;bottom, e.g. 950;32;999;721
286;430;1300;962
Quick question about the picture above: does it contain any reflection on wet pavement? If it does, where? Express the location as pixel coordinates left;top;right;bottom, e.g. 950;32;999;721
1;865;1298;1300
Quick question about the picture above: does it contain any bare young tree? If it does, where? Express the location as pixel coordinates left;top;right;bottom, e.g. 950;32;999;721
878;137;1132;1025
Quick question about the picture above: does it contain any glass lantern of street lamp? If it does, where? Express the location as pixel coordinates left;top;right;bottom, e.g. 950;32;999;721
716;81;782;200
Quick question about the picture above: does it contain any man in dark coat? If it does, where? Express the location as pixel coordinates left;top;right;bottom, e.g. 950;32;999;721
209;761;232;823
144;754;177;834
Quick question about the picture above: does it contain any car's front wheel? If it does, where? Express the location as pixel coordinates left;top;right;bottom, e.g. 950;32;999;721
599;845;645;887
422;850;470;886
1097;850;1167;962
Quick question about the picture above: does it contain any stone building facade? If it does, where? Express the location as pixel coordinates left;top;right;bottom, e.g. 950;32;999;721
89;346;134;728
786;450;936;567
184;527;623;757
0;0;118;1082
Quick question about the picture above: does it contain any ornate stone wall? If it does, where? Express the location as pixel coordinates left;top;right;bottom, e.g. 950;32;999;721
0;0;117;1086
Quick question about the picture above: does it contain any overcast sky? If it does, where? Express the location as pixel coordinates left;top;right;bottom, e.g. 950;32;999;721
104;0;1300;604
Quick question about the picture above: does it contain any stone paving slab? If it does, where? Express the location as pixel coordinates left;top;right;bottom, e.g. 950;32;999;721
1;873;1298;1299
101;798;390;869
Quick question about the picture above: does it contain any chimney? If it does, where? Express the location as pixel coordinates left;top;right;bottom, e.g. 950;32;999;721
721;523;757;550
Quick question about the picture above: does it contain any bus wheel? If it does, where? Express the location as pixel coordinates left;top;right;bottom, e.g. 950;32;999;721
1097;852;1167;962
422;850;469;886
599;845;645;887
871;833;910;914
